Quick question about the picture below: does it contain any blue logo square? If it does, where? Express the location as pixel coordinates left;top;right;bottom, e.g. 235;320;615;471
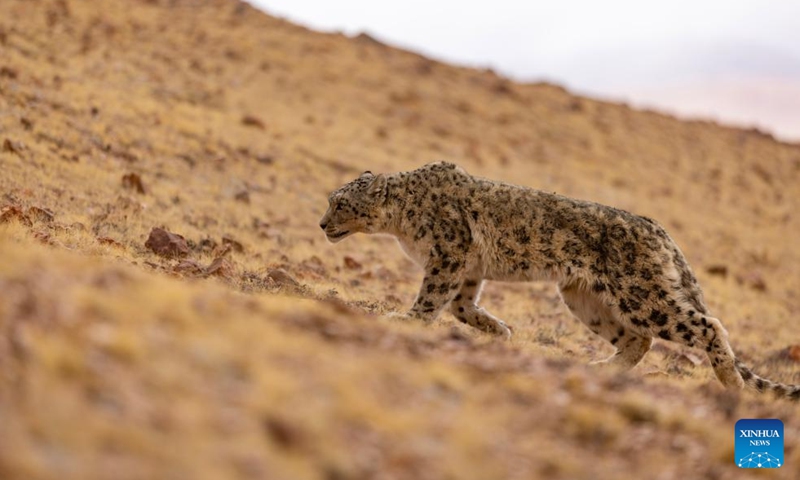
735;419;784;468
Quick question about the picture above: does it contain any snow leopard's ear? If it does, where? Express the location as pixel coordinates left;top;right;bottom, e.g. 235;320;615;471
367;173;387;198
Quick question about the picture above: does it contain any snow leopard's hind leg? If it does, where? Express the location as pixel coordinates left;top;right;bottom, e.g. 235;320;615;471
449;277;512;338
559;281;652;369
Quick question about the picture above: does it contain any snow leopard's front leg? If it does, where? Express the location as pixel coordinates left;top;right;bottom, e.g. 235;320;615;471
407;268;463;322
400;244;472;323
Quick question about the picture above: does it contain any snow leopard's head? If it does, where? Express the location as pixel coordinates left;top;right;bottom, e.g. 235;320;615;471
319;171;388;243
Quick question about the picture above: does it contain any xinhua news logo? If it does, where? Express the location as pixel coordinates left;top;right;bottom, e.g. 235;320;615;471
735;419;784;468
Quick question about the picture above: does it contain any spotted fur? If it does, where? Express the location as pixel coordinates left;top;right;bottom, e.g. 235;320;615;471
320;162;799;399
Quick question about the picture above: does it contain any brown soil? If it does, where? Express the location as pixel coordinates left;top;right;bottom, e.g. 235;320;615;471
1;1;799;479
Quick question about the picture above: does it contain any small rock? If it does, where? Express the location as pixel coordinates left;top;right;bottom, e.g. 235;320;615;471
0;205;31;226
212;243;232;258
787;345;800;362
234;190;250;203
173;259;204;275
705;264;728;277
121;173;146;194
414;58;434;75
358;270;373;280
751;164;773;185
266;268;299;287
384;294;402;306
255;154;274;165
27;206;54;223
33;231;51;244
222;235;244;253
195;237;218;254
205;257;234;279
251;217;270;230
566;99;583;112
145;227;189;258
97;236;123;248
300;256;327;277
241;115;266;130
262;416;303;450
2;138;24;154
491;79;514;96
0;66;17;79
735;271;767;292
354;32;385;47
343;256;362;270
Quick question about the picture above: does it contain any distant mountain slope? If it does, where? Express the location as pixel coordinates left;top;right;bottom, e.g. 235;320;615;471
1;1;798;479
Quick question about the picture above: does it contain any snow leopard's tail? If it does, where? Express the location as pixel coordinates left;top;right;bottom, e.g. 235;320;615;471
735;358;800;400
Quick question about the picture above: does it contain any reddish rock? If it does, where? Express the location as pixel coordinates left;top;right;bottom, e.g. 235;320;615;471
241;114;266;130
27;206;54;223
194;237;218;254
212;243;232;258
0;205;31;226
222;235;244;253
173;259;204;275
205;257;234;279
267;268;299;287
97;236;124;248
122;173;146;194
705;264;728;277
788;345;800;362
33;231;52;244
2;138;24;154
343;256;362;270
145;227;189;258
262;416;304;450
255;154;274;165
234;190;250;203
300;256;326;277
0;66;18;78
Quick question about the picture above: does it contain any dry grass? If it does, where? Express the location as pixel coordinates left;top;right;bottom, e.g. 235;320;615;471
1;0;799;478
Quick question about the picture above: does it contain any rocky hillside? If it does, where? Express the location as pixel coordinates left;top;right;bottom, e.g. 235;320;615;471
1;1;799;479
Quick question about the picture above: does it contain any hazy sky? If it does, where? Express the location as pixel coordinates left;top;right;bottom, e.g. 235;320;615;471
248;0;800;140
